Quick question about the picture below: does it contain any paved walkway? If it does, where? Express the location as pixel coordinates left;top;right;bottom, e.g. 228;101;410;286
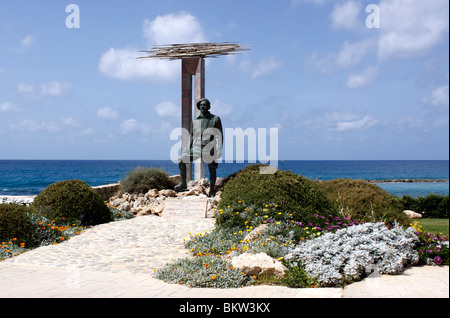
0;215;448;298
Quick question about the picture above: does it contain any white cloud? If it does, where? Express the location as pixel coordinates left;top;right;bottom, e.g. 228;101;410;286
99;47;179;83
154;101;180;120
378;0;449;60
347;66;379;89
423;84;449;111
239;56;282;78
0;102;20;112
211;100;234;118
252;56;282;78
336;39;375;68
40;81;70;97
330;0;363;31
308;39;375;73
333;114;378;131
120;119;151;135
17;81;70;98
17;82;34;95
9;117;91;136
304;111;378;131
97;107;119;120
20;35;34;49
99;12;206;83
142;12;206;45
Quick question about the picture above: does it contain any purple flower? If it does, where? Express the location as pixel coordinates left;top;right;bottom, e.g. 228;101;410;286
435;247;441;253
434;256;442;265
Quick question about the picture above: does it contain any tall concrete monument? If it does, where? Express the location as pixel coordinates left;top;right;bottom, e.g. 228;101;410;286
138;42;249;184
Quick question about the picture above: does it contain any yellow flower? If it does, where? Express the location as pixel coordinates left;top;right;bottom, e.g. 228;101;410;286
243;246;249;250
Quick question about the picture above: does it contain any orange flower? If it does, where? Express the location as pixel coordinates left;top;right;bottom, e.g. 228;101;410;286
211;275;217;280
204;263;210;268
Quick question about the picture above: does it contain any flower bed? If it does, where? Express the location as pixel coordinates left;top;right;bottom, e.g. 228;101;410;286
156;202;449;289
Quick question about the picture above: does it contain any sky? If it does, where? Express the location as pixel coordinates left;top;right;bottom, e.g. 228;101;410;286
0;0;448;160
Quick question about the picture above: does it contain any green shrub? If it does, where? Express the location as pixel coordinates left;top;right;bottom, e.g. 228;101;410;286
120;167;175;194
33;179;113;226
401;194;449;219
316;178;409;225
0;204;36;248
156;255;252;288
218;164;338;228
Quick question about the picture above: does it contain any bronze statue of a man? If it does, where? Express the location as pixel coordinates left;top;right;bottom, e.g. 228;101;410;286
175;98;223;197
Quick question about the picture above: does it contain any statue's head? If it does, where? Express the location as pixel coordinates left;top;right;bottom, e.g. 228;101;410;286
196;98;211;111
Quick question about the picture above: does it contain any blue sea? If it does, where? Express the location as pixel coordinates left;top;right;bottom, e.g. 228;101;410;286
0;160;448;198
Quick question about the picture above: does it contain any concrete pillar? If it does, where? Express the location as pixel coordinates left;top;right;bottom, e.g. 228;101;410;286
181;57;205;181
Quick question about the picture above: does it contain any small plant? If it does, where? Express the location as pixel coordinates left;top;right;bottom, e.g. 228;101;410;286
218;164;339;228
285;222;420;287
155;254;253;288
120;167;175;195
410;221;449;265
281;261;314;288
33;179;113;226
0;204;36;248
401;194;449;219
316;179;409;226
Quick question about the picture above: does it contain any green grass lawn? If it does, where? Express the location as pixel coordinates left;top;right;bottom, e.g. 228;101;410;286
416;218;449;235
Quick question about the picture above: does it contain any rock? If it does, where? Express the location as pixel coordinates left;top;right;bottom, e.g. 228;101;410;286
159;189;177;197
230;252;286;278
403;210;422;219
118;201;131;212
244;224;269;242
146;189;159;198
107;175;223;217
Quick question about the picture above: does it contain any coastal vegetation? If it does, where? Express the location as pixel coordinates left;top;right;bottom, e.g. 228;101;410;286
156;164;449;288
1;164;448;289
33;179;113;226
400;193;448;219
316;178;409;226
119;166;175;195
218;164;339;228
1;179;133;260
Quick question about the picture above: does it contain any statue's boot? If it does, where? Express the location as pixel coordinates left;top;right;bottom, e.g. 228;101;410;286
209;166;216;198
174;162;188;192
